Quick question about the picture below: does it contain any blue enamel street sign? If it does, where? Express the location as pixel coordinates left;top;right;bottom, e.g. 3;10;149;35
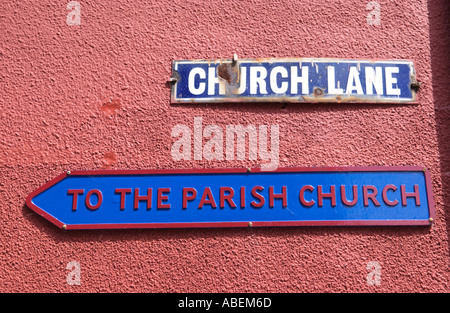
26;167;434;230
170;58;418;104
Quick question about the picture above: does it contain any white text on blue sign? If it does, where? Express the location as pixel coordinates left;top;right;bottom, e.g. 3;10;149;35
172;59;416;103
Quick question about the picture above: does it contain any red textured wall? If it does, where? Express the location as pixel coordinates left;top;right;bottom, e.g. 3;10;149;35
1;0;448;292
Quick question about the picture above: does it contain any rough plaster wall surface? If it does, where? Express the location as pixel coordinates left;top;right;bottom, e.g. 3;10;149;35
0;0;448;292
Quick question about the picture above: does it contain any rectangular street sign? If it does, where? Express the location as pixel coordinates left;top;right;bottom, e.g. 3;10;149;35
170;58;418;104
26;167;434;230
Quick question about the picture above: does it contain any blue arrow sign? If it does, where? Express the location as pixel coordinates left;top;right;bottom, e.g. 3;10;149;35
26;167;434;230
170;58;418;104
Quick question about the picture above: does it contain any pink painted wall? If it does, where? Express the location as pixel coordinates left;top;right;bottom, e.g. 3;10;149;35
0;0;448;292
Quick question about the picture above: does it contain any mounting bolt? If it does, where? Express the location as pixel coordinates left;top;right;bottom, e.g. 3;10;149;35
248;222;253;227
247;168;251;173
232;53;238;65
62;224;67;230
423;168;427;172
66;171;71;175
410;81;421;93
429;218;433;223
313;87;324;96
